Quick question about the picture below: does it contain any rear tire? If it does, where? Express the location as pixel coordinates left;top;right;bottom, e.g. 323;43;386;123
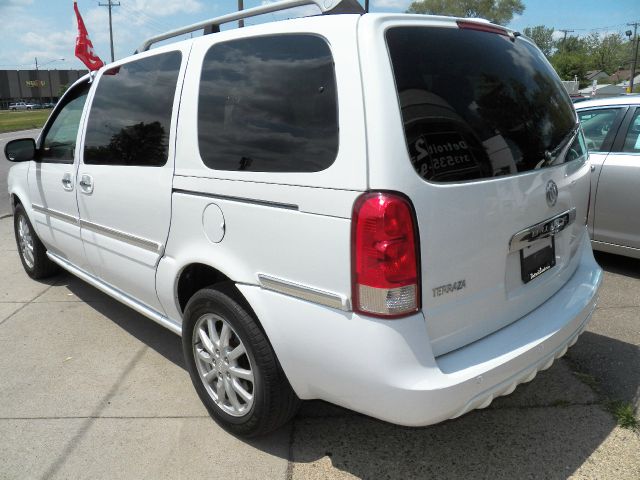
182;287;299;437
13;204;59;279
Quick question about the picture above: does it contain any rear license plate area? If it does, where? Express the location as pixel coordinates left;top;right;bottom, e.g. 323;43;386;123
520;237;556;283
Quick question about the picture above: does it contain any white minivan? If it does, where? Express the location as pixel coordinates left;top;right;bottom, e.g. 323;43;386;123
4;0;602;436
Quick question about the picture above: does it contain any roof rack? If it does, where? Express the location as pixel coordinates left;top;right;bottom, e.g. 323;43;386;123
136;0;364;53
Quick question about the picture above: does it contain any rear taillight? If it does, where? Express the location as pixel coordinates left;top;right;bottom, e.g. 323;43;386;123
351;192;420;318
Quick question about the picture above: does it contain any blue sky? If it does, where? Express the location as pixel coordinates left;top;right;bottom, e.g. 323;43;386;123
0;0;638;71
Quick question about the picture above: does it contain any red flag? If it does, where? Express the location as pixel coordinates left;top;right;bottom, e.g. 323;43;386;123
74;1;104;71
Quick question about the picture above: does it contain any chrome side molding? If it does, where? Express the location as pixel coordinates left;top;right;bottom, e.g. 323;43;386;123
79;219;162;254
32;204;79;225
257;273;350;311
509;208;577;252
32;203;162;254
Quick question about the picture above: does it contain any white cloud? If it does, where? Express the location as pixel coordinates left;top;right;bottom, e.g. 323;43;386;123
260;0;320;18
373;0;410;9
127;0;204;17
551;30;564;41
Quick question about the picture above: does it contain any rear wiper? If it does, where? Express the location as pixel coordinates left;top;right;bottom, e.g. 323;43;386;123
538;123;580;168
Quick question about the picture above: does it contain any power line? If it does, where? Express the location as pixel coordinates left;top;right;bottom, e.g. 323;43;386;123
99;0;120;62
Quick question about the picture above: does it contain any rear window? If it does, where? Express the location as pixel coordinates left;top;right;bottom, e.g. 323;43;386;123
386;27;578;183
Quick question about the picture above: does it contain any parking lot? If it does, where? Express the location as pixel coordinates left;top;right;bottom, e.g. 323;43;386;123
0;214;638;479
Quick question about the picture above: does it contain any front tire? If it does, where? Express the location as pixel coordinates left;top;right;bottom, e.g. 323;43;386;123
182;288;299;437
13;204;59;279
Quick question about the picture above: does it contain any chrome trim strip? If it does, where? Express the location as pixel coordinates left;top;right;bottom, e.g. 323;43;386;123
173;188;298;211
32;204;162;253
509;208;577;252
47;252;182;336
79;219;163;254
31;204;79;225
257;274;350;311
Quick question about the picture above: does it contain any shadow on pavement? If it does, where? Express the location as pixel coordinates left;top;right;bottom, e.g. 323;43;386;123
54;269;638;479
595;251;640;279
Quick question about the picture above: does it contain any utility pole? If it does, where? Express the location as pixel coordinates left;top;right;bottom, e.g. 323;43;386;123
99;0;120;62
628;22;639;93
558;29;574;50
238;0;244;28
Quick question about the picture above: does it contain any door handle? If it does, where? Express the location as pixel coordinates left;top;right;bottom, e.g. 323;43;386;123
61;173;74;191
79;174;94;194
590;164;596;172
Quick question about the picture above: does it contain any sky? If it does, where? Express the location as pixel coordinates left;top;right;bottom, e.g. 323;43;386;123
0;0;639;71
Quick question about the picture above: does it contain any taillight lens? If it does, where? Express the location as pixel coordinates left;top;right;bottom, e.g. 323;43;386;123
351;192;420;318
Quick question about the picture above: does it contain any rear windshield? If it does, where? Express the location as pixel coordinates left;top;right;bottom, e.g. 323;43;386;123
386;27;578;183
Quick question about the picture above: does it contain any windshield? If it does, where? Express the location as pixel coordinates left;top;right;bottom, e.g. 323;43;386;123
386;26;578;183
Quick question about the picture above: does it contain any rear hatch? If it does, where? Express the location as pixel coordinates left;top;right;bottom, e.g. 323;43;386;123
363;17;591;356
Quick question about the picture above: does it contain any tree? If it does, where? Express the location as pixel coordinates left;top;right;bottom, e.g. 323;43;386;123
523;25;555;57
583;32;625;73
407;0;525;26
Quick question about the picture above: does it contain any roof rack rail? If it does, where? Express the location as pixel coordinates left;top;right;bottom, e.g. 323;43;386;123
136;0;364;53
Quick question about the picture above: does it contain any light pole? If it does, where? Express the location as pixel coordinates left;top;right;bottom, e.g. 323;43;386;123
35;58;65;102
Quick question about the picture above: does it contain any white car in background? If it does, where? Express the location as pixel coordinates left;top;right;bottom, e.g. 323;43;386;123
8;102;36;111
575;96;640;258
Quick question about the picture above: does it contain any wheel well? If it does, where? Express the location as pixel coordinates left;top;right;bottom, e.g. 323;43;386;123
176;263;254;317
11;194;22;211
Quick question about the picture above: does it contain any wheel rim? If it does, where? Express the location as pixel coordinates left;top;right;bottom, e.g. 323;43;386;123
192;313;255;417
17;215;35;269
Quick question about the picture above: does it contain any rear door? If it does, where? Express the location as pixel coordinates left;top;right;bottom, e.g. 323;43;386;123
76;48;186;312
360;16;591;356
592;106;640;248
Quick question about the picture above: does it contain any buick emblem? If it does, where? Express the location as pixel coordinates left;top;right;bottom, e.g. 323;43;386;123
546;180;558;207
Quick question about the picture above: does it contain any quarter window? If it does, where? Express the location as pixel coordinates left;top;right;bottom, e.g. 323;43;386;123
40;84;89;164
84;51;182;166
622;110;640;153
577;108;621;152
198;35;339;173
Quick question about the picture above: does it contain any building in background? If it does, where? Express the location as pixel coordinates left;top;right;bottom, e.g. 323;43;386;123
0;69;85;109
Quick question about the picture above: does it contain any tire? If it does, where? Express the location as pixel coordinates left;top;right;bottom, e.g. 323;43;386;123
13;204;59;279
182;287;299;437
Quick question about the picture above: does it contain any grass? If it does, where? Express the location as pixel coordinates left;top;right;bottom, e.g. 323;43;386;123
606;401;639;430
0;109;51;133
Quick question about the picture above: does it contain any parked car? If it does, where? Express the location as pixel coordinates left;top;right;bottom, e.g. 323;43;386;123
575;95;640;258
4;0;602;437
8;101;35;111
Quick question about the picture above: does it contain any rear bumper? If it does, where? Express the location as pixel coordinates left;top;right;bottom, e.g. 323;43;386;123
238;237;602;426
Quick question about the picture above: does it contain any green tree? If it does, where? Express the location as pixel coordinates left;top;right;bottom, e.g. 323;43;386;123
407;0;525;25
550;51;589;82
583;32;625;73
523;25;555;57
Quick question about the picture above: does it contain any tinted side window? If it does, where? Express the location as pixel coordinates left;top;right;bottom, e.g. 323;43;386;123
198;35;338;173
84;51;182;166
577;108;621;152
622;110;640;153
40;84;89;164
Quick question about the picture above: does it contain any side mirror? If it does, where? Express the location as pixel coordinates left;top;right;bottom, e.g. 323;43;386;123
4;138;36;162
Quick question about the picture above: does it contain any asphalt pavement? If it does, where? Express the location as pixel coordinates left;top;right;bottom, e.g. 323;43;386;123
0;219;638;479
0;129;40;217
